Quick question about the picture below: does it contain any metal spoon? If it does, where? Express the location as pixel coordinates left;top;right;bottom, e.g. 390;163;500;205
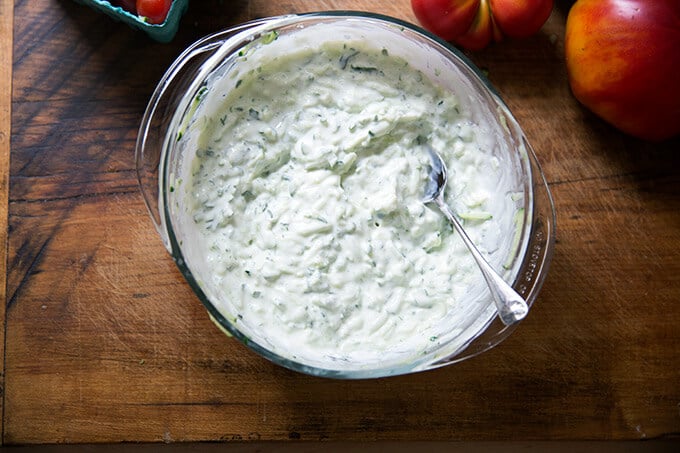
422;145;529;326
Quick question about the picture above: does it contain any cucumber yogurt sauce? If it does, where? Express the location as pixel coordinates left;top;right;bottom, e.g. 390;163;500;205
176;25;524;370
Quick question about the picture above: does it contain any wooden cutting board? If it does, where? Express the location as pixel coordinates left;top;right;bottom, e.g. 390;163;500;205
0;0;13;441
3;0;680;445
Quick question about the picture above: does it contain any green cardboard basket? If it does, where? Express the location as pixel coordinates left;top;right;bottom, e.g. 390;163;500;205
74;0;189;43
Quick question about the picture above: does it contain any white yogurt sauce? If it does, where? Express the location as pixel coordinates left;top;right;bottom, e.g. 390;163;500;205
174;27;523;370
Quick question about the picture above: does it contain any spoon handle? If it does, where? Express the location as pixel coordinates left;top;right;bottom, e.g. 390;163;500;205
435;198;528;326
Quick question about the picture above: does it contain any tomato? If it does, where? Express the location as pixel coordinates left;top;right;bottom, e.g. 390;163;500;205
490;0;554;38
565;0;680;141
136;0;172;24
410;0;480;42
411;0;553;50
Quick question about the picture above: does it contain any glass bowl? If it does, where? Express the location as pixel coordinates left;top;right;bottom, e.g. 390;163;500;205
135;12;556;378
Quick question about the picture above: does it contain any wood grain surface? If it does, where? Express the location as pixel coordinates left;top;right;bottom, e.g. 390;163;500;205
4;0;680;445
0;0;14;442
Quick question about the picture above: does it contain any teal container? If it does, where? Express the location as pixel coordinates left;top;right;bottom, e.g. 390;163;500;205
74;0;189;43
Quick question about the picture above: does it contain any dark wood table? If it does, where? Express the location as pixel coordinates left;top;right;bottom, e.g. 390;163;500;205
2;0;679;446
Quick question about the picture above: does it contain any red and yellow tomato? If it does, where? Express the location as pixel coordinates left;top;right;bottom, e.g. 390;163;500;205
411;0;553;50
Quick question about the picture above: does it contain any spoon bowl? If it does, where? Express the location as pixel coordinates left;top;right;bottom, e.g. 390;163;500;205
423;145;529;326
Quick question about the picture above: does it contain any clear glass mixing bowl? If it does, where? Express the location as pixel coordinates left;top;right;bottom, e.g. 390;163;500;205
135;12;556;378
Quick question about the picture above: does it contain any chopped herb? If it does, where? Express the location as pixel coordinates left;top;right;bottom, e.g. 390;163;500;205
302;214;328;224
339;50;359;69
249;108;260;120
350;65;379;73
